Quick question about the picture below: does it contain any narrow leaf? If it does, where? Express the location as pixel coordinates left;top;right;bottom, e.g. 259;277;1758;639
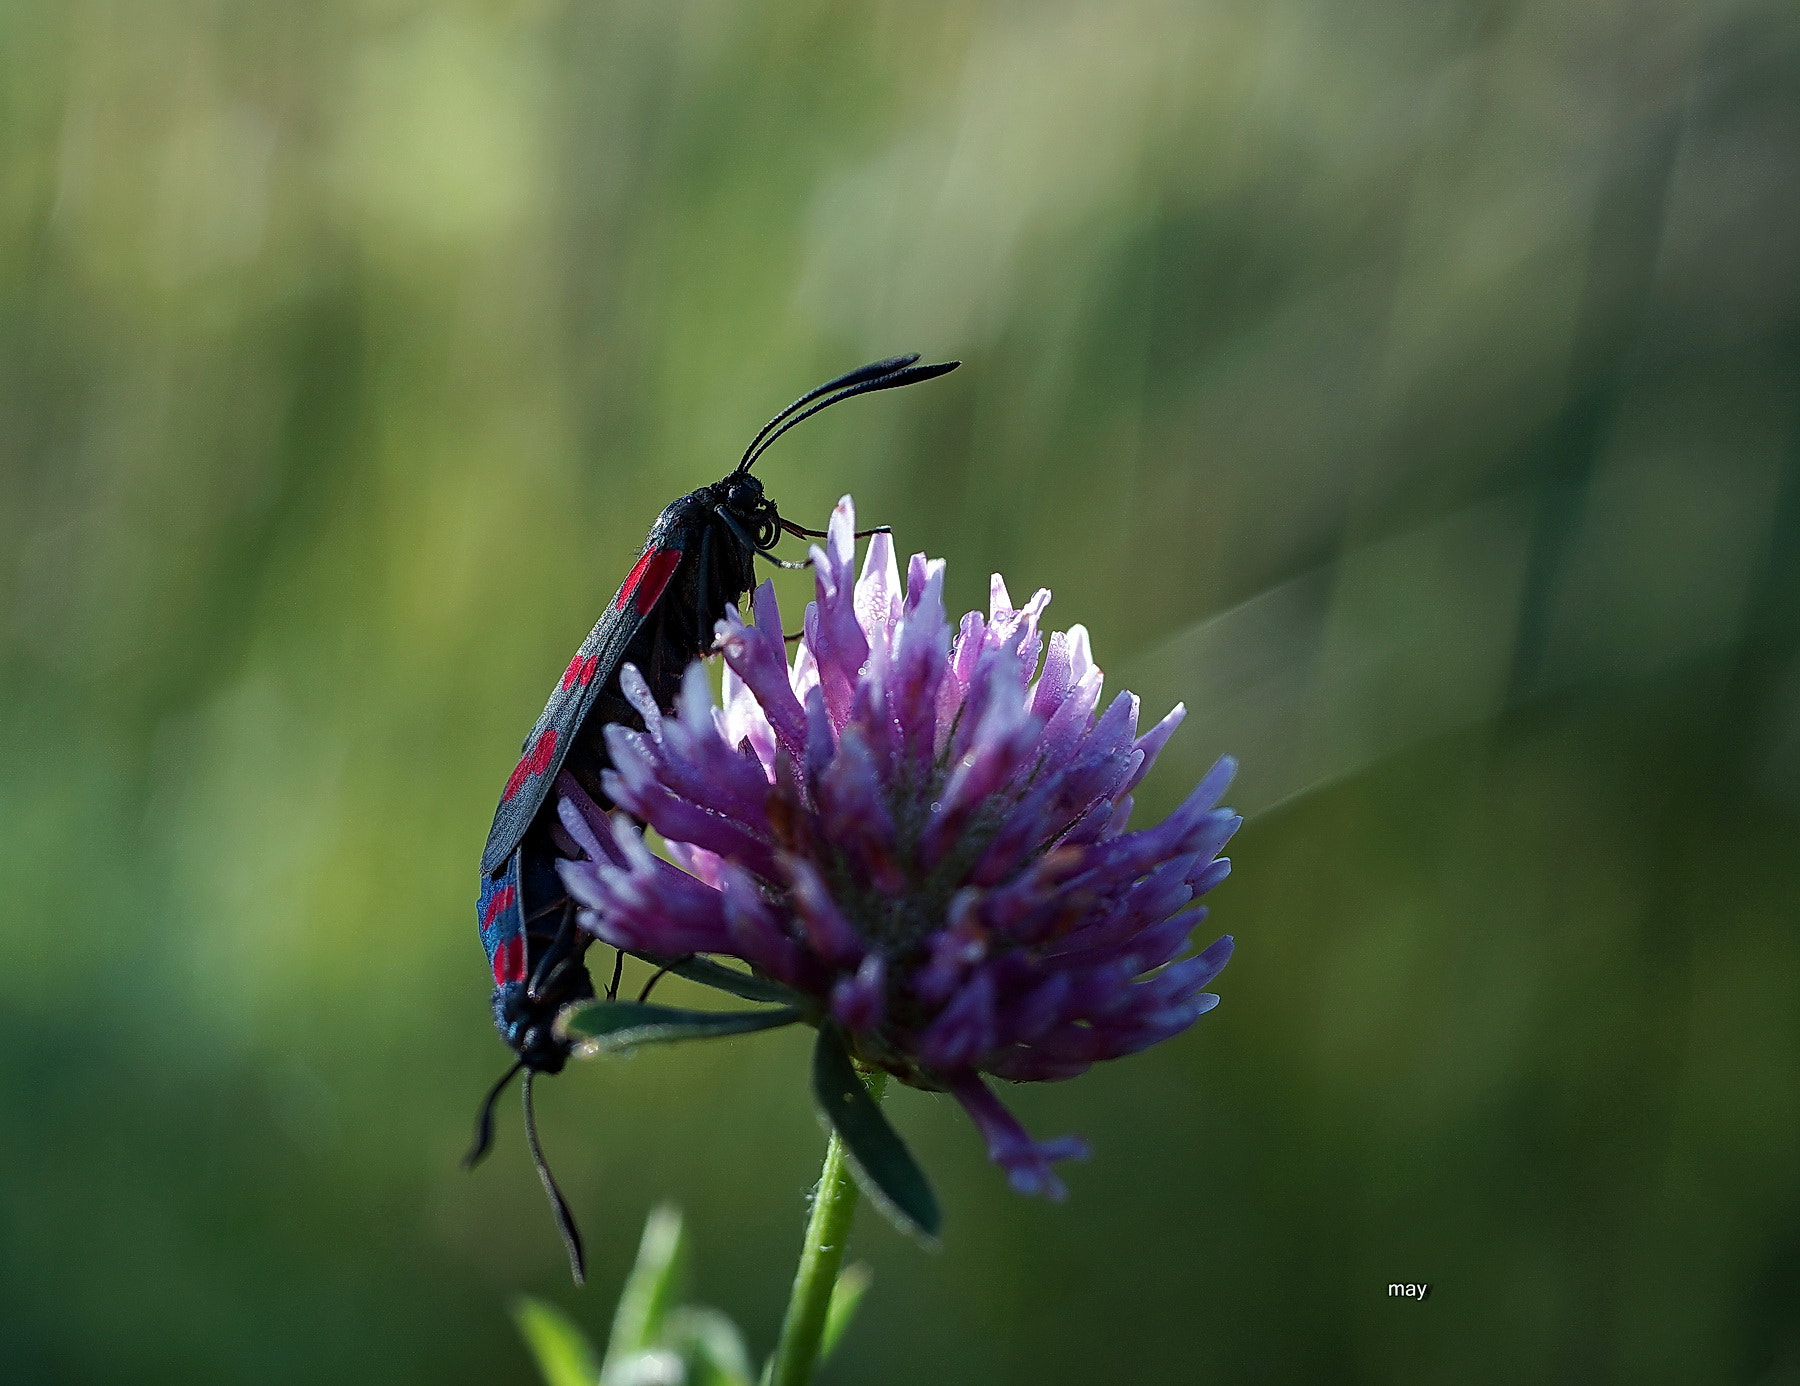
811;1027;941;1245
819;1263;872;1363
666;1306;755;1386
514;1296;601;1386
559;1000;801;1055
604;1205;685;1370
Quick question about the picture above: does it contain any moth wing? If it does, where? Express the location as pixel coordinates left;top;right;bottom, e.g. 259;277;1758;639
479;540;686;877
477;847;528;984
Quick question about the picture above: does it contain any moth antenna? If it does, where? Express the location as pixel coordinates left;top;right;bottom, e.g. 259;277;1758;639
736;356;921;474
522;1072;587;1285
463;1058;524;1168
740;359;960;475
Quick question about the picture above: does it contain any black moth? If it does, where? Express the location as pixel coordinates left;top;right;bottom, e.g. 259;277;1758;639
466;354;960;1282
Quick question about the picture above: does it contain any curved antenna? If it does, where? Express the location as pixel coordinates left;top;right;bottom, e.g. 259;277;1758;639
739;359;961;476
740;360;961;476
523;1072;587;1285
735;355;922;474
462;1058;524;1168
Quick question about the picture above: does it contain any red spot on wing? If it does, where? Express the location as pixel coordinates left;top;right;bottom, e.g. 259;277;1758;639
481;883;517;932
615;545;682;615
500;727;560;803
614;548;656;610
492;934;527;985
560;651;600;691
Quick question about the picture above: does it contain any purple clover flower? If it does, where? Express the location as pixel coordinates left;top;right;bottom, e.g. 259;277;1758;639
556;498;1238;1200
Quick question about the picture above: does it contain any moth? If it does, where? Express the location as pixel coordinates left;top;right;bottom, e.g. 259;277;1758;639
466;355;960;1281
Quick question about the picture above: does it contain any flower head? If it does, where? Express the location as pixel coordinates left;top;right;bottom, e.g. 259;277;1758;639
558;498;1237;1200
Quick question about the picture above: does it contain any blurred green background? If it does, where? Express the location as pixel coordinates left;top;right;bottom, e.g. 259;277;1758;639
3;0;1798;1382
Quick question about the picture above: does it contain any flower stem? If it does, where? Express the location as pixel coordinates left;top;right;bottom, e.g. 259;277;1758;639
767;1071;887;1386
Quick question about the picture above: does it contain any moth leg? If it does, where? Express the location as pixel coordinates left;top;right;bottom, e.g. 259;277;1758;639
716;505;808;570
526;901;578;1001
779;517;892;541
635;953;696;1003
694;523;713;640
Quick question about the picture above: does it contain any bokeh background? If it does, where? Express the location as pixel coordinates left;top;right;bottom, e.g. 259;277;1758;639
3;1;1798;1382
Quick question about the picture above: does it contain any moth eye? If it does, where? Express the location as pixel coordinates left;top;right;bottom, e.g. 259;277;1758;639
726;476;763;511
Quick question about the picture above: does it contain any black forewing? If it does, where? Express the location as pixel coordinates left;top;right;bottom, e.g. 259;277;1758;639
479;548;675;877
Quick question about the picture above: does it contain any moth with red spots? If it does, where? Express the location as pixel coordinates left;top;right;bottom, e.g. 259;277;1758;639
465;354;960;1282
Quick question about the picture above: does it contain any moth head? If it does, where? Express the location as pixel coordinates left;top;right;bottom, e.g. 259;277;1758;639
721;471;765;515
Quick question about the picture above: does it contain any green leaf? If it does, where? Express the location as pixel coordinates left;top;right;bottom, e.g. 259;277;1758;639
819;1263;872;1363
643;952;813;1008
811;1027;941;1245
514;1296;601;1386
666;1306;755;1386
604;1205;686;1372
558;1000;802;1056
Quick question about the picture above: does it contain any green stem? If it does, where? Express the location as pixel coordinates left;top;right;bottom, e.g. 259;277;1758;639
767;1071;887;1386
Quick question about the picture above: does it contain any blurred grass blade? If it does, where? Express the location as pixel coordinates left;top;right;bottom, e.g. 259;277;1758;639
514;1296;601;1386
666;1306;755;1386
819;1263;872;1363
604;1205;687;1373
811;1027;940;1245
604;1350;685;1386
642;952;814;1007
559;1000;802;1055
